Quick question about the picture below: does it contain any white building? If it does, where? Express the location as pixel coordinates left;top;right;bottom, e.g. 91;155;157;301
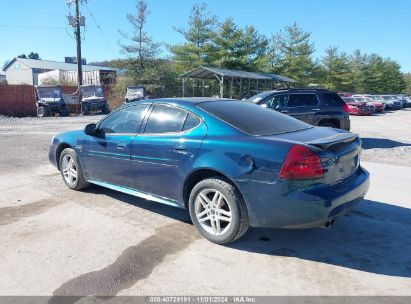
2;58;116;85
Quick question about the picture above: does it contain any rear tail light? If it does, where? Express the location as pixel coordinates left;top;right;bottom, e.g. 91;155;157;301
342;104;350;113
279;145;324;180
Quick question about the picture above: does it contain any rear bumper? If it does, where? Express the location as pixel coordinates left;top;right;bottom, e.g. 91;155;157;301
238;166;370;228
350;109;373;115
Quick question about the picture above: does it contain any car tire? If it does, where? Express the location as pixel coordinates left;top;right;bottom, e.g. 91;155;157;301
59;107;70;117
37;106;48;118
59;148;90;190
189;177;249;244
81;104;89;115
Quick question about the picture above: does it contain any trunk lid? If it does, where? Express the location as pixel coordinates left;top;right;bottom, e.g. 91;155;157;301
269;127;361;184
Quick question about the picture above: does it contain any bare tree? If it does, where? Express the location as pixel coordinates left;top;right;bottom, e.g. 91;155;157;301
119;0;161;71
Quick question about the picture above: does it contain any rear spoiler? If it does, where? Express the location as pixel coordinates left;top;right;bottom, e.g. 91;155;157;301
307;133;359;149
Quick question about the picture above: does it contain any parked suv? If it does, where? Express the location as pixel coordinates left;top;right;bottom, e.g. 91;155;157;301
247;89;350;130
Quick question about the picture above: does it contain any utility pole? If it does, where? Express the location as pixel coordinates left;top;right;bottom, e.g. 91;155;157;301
67;0;86;91
74;0;83;89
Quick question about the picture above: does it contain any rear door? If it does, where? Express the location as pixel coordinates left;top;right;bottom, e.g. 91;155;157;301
285;93;319;124
130;104;207;201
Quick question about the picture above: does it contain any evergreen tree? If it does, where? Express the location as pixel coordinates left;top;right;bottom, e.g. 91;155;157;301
404;73;411;95
363;54;385;93
349;50;367;93
211;20;269;71
211;18;243;69
239;26;269;71
320;46;352;91
27;52;40;60
380;59;406;93
169;2;217;72
270;23;316;86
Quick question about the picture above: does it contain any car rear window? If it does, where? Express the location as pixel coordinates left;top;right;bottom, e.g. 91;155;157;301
197;101;311;136
322;93;346;107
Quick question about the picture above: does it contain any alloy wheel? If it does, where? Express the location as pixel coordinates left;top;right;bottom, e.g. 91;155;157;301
62;154;78;186
194;189;232;236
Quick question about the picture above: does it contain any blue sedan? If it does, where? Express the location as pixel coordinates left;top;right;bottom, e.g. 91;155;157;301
49;98;370;244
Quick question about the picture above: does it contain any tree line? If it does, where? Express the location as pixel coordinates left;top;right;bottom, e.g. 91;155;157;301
106;1;408;97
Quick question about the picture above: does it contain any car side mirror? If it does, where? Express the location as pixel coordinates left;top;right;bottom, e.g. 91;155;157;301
85;123;97;136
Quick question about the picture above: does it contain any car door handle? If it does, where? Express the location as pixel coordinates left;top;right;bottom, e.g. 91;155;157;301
117;143;127;150
280;110;289;113
313;108;321;111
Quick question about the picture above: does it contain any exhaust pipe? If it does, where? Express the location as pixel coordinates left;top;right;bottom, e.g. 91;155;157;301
322;218;335;229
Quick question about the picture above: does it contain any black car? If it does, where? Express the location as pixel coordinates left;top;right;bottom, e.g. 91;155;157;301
247;89;350;130
35;85;70;118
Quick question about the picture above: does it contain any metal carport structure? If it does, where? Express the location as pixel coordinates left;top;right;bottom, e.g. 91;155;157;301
180;66;296;99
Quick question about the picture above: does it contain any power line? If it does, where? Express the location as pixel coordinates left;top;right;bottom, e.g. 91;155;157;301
0;24;65;30
84;3;116;56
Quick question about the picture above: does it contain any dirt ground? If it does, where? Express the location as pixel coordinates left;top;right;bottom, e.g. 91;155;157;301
350;108;411;166
0;110;410;297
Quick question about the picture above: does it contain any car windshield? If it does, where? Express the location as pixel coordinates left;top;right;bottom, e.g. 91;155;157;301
198;100;312;136
81;86;104;98
37;87;61;99
247;91;275;103
382;96;392;100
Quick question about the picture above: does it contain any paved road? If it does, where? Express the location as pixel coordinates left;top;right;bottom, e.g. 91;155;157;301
0;116;410;296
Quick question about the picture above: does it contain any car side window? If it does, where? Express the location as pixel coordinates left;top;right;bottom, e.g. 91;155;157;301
288;94;319;107
144;105;189;134
182;113;201;131
322;93;346;107
99;104;150;134
266;95;289;109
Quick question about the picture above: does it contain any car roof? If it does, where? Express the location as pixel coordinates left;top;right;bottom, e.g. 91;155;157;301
255;88;335;95
143;97;235;106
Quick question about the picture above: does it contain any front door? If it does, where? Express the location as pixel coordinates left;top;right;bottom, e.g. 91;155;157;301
82;104;151;188
130;104;207;202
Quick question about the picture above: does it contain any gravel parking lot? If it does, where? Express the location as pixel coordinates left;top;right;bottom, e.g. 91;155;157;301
0;110;410;297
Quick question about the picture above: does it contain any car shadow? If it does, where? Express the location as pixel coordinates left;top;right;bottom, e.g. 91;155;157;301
82;186;411;278
361;137;411;149
228;199;411;278
84;184;191;223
